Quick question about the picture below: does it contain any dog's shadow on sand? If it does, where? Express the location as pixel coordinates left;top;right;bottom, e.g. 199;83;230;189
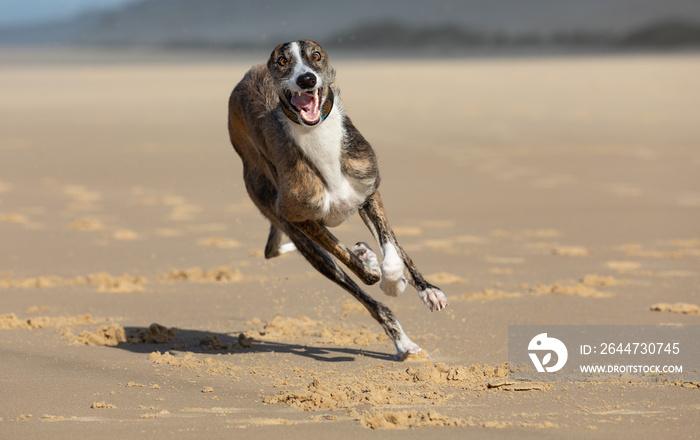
108;325;394;363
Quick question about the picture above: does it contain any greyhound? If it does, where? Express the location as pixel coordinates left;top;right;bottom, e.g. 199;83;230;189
227;40;447;359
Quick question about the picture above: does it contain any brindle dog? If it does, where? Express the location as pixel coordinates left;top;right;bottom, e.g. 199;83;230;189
228;40;448;359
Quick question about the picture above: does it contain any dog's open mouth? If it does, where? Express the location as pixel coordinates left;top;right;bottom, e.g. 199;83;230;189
286;89;321;125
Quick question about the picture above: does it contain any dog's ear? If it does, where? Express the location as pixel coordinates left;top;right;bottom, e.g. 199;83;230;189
267;44;279;71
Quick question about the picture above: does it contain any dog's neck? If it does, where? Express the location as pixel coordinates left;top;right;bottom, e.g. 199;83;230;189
279;89;335;126
284;93;346;192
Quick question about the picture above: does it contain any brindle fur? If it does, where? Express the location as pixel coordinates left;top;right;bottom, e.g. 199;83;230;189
227;40;446;358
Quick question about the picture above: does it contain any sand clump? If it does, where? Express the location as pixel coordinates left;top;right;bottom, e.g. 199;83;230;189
112;229;141;241
89;273;146;293
454;289;522;302
528;283;613;298
141;410;170;419
71;323;127;346
0;212;29;224
91;401;116;409
619;243;700;259
127;323;176;344
0;272;146;293
580;274;628;286
666;238;700;249
3;315;187;348
161;266;248;283
66;218;104;231
0;313;131;347
200;335;238;351
404;362;509;385
0;313;98;329
264;377;417;410
552;246;592;256
0;267;257;291
148;351;240;378
196;236;241;249
264;362;511;412
650;303;700;315
361;410;465;429
1;315;180;347
605;261;645;275
149;351;202;368
453;276;619;302
426;272;466;285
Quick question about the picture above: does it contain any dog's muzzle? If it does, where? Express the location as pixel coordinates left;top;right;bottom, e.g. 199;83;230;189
281;87;334;126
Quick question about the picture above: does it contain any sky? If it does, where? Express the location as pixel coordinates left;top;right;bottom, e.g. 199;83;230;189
0;0;136;27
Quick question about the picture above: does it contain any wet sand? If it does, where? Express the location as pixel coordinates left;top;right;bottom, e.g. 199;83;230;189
0;49;699;438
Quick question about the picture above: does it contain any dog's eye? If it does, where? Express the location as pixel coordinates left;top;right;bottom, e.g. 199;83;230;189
277;57;288;67
312;51;321;61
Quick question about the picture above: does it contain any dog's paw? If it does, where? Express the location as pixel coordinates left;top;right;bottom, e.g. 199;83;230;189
380;243;407;297
419;286;448;312
394;341;424;361
352;242;380;272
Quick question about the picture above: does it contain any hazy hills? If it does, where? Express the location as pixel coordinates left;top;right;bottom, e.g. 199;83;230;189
1;0;700;49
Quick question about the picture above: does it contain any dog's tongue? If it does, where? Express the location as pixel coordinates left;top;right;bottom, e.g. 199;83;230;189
291;92;320;123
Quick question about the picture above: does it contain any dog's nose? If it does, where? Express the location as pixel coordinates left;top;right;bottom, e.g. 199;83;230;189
296;72;317;90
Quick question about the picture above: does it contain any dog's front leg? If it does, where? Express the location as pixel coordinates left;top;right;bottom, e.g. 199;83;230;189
359;191;448;311
292;220;381;285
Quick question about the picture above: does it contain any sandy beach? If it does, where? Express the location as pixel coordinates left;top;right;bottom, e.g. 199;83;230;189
1;49;699;438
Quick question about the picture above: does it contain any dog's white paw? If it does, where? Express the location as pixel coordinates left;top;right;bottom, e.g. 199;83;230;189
393;335;423;361
419;286;448;311
380;243;407;297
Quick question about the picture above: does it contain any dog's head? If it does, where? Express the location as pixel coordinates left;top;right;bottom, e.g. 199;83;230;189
268;40;336;126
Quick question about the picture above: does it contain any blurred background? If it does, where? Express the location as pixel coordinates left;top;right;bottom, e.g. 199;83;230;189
1;0;700;54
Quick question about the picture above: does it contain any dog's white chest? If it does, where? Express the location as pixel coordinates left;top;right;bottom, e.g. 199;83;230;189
288;107;368;227
322;175;367;227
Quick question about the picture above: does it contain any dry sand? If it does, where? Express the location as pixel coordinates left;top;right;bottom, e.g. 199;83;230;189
0;48;698;438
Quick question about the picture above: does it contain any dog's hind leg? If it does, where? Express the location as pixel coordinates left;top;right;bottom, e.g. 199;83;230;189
359;191;448;312
282;220;421;359
291;220;381;286
264;223;297;259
